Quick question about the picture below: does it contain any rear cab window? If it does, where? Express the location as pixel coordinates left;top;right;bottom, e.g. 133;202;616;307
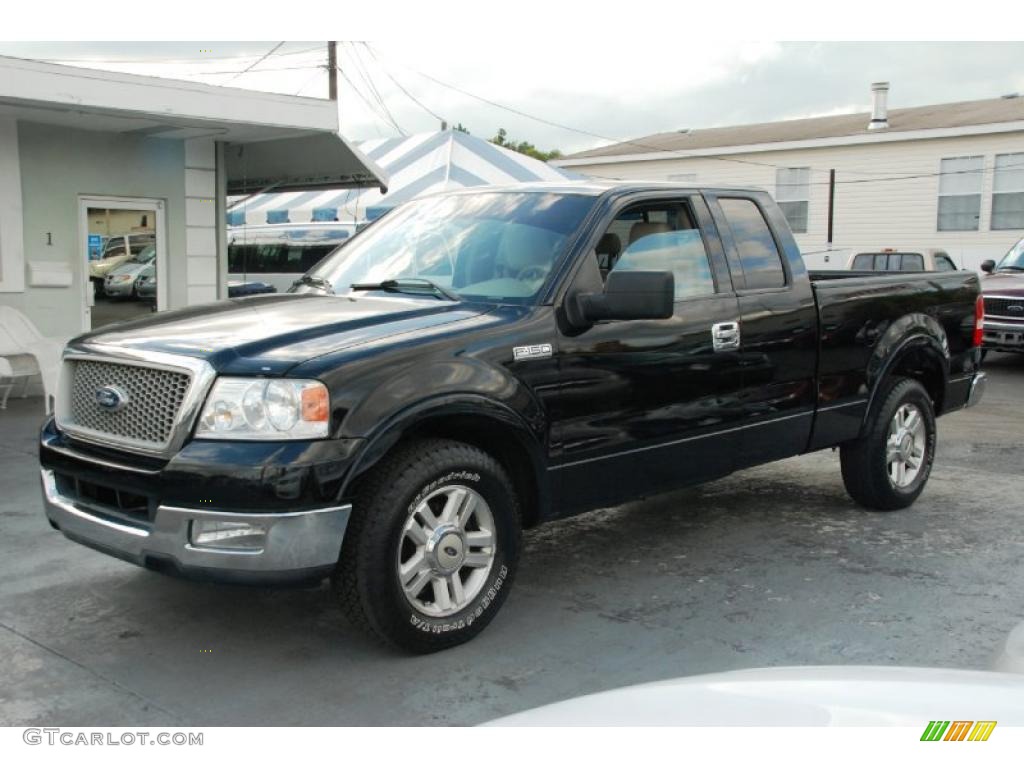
717;197;787;289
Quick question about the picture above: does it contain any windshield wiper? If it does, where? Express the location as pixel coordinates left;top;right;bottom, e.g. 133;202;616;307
349;278;459;301
292;274;335;294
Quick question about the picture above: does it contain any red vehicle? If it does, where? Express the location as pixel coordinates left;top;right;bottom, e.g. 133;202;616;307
981;238;1024;355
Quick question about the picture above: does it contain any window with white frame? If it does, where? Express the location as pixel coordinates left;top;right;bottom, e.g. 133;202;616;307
775;167;810;233
937;156;983;231
991;152;1024;230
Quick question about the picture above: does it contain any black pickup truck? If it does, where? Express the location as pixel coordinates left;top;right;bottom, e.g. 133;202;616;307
40;182;986;653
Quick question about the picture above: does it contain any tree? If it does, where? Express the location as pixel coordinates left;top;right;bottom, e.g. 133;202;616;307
490;128;563;162
453;122;470;134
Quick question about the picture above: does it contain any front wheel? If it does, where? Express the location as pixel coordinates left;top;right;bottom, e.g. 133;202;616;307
840;377;936;510
332;438;521;653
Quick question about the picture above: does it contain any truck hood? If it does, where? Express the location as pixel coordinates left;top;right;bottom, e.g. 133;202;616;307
983;271;1024;296
75;293;490;374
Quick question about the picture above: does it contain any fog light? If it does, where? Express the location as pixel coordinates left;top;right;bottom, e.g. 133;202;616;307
190;520;267;550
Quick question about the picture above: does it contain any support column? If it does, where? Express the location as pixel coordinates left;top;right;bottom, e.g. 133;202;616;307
184;138;218;305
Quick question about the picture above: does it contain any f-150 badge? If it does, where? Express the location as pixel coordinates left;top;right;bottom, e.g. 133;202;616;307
513;343;553;361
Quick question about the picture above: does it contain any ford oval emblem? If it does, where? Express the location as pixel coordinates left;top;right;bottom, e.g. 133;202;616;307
95;385;129;412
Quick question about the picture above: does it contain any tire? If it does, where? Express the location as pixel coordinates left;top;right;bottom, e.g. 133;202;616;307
332;438;522;653
840;377;936;511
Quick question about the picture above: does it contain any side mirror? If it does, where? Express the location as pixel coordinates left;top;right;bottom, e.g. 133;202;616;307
576;270;675;323
980;259;996;274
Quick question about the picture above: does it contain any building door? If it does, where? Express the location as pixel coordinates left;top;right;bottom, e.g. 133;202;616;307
78;196;167;332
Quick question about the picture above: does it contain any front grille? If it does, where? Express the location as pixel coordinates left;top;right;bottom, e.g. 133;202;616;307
984;296;1024;318
68;360;191;448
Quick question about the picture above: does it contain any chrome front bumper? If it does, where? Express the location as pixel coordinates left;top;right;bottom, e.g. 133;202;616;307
40;469;350;580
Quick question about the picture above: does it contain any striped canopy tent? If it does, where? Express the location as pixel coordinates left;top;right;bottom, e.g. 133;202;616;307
227;129;584;227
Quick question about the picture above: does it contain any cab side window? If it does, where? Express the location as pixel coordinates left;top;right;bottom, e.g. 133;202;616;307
934;254;957;271
603;201;716;300
718;198;787;289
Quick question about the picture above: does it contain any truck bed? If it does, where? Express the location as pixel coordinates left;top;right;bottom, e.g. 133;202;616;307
805;268;981;451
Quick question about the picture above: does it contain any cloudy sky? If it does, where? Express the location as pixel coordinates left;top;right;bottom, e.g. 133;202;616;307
2;41;1022;154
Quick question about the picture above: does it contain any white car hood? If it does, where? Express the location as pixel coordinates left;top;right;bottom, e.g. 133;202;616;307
485;666;1024;726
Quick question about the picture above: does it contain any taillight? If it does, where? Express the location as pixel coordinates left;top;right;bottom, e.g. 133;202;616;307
973;294;985;347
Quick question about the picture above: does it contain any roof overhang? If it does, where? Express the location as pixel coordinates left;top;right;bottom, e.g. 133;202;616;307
0;55;387;191
225;134;387;195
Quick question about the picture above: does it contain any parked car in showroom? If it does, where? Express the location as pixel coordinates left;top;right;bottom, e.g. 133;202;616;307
134;263;156;303
848;247;960;272
104;244;156;299
980;236;1024;355
89;233;154;296
39;182;985;653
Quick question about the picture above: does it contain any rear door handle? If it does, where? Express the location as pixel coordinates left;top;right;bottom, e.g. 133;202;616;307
712;321;741;352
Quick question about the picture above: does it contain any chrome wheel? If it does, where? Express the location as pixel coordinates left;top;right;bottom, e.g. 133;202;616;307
886;403;926;488
396;484;496;618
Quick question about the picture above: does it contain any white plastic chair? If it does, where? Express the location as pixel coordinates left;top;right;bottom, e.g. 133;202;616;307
0;306;64;411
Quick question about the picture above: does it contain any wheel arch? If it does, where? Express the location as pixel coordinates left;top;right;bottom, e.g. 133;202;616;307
339;395;550;528
863;318;950;429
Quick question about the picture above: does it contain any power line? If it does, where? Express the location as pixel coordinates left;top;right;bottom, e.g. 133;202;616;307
223;41;285;84
586;158;1024;188
177;62;325;76
371;48;789;172
362;43;446;125
31;44;324;66
335;65;405;135
368;47;1024;183
344;43;403;133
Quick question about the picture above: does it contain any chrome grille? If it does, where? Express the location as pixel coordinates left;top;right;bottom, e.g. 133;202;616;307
985;297;1024;318
68;360;192;447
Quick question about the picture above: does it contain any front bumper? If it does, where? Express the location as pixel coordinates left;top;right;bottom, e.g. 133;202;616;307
41;468;350;583
103;279;135;297
982;320;1024;352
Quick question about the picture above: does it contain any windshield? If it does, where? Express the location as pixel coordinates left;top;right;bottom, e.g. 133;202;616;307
996;237;1024;270
297;191;595;304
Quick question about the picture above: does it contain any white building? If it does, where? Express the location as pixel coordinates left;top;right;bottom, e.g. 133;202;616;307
0;56;384;341
556;83;1024;271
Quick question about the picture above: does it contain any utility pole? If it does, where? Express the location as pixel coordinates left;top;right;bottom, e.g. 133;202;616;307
327;41;338;101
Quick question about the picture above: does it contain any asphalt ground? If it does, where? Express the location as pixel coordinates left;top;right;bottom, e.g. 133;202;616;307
1;354;1021;725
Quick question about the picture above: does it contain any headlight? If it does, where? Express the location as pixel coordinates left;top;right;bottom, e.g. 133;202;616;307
196;378;329;440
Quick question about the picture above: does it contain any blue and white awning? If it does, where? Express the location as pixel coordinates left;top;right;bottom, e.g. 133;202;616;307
227;129;585;227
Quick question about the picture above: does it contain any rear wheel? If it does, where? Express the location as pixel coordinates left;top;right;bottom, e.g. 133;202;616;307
332;438;521;654
840;377;936;510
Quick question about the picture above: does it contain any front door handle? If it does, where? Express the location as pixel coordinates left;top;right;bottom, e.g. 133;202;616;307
712;320;741;352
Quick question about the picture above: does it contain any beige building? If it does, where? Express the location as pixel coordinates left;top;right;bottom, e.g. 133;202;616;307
556;83;1024;271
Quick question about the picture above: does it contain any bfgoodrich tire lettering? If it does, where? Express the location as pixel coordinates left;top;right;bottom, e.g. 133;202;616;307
332;438;521;653
840;377;937;511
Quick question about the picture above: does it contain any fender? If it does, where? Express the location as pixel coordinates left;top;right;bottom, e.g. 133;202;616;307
337;393;551;521
862;312;950;428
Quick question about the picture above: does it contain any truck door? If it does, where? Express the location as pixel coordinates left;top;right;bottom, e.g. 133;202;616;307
549;194;745;515
705;193;818;468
